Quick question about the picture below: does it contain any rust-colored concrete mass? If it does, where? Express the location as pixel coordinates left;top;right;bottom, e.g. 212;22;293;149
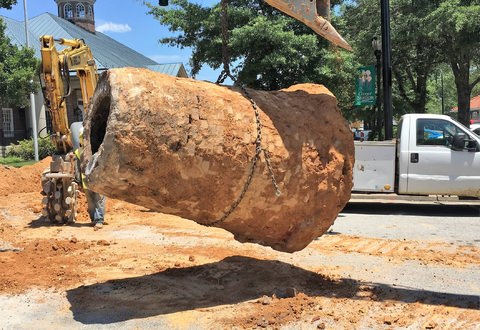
82;67;354;252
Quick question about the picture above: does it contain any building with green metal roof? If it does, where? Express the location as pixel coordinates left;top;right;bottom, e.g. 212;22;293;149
0;0;188;150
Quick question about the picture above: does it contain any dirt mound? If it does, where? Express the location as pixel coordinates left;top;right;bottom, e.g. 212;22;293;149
0;238;92;294
0;157;51;196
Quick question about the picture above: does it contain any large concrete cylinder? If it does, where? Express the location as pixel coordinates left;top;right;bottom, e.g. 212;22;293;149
82;68;354;252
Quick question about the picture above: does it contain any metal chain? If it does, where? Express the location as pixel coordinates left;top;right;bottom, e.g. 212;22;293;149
208;0;281;227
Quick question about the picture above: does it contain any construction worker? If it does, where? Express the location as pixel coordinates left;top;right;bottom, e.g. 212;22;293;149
85;187;106;230
71;122;106;230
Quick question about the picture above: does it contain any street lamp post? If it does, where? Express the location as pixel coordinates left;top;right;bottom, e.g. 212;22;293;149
372;37;383;140
23;0;39;161
380;0;393;140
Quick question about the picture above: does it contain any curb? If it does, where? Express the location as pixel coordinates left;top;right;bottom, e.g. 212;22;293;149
349;193;480;205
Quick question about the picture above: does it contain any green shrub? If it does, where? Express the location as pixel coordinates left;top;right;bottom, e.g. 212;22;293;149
7;139;32;160
0;156;24;165
38;138;57;159
7;137;56;160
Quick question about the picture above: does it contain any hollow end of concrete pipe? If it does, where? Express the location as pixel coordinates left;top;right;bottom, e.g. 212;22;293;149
88;77;111;157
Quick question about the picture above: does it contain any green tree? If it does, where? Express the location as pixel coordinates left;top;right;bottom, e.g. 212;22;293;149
0;0;17;10
391;0;444;114
342;0;442;115
0;0;38;108
426;0;480;126
0;20;38;107
425;65;457;115
145;0;357;108
473;67;480;97
342;0;480;125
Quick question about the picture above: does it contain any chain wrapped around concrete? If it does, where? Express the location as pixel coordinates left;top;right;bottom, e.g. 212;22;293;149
81;67;354;253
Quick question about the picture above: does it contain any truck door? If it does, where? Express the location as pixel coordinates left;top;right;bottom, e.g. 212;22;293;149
406;117;480;197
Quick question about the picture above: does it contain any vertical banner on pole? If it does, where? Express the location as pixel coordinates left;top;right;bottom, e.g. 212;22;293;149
354;66;377;106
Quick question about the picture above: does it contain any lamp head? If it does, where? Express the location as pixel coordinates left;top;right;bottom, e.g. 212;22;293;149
371;37;381;52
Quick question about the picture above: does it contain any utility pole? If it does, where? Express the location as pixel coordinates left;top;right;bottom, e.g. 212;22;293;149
23;0;39;161
440;71;445;115
380;0;393;140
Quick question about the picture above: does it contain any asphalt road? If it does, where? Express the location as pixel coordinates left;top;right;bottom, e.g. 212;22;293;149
339;200;480;246
329;199;480;302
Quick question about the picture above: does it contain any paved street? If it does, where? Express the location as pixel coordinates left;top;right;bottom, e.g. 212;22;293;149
339;199;480;246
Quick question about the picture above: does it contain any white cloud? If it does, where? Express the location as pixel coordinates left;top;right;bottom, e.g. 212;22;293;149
149;54;185;63
96;22;132;33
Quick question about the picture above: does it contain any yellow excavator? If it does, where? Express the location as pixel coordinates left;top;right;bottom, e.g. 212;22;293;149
39;35;98;223
38;0;349;224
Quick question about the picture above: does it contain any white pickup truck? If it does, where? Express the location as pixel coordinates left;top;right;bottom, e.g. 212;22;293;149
353;114;480;198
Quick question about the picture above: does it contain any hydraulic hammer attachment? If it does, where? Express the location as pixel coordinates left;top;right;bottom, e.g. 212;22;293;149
264;0;352;51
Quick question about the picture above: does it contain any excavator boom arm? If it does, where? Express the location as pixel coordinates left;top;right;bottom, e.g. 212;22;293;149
40;35;99;153
39;35;99;225
40;35;70;152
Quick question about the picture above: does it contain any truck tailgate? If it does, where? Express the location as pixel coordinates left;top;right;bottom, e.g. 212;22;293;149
353;141;396;193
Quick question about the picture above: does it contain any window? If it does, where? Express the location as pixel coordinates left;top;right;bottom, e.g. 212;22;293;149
64;3;73;18
471;110;479;121
2;108;14;138
87;5;93;17
416;118;464;147
76;3;85;18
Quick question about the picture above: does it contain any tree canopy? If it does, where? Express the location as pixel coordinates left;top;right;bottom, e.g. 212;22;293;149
426;0;480;125
147;0;480;127
0;0;38;107
146;0;357;108
342;0;444;116
0;0;16;10
0;19;38;107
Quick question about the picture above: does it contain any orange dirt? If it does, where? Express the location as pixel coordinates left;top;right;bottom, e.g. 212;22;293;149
0;157;51;196
0;160;478;329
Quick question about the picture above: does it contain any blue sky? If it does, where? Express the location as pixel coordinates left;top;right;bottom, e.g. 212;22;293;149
0;0;221;81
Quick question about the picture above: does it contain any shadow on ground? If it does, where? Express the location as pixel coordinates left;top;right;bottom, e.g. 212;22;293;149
67;256;479;324
28;217;93;228
343;202;480;217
